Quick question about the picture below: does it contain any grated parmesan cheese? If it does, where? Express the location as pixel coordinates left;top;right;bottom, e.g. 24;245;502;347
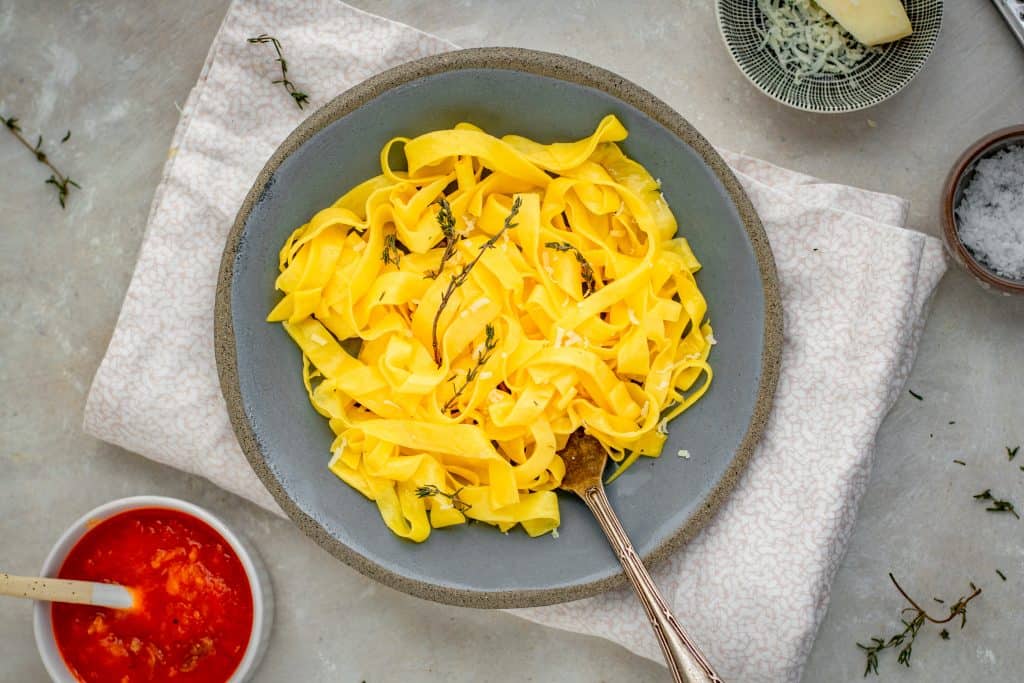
756;0;881;83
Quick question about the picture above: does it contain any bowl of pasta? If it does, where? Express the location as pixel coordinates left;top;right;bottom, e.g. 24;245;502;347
215;48;782;607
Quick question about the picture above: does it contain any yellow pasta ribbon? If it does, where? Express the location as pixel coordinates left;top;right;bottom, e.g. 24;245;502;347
269;115;713;541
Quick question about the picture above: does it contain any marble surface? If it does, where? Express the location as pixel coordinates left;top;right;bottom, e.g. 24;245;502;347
2;1;1023;681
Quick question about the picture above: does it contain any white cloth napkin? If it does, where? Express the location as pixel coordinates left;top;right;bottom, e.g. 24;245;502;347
83;1;947;680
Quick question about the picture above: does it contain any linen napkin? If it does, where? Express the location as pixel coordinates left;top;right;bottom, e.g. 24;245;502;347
83;1;947;680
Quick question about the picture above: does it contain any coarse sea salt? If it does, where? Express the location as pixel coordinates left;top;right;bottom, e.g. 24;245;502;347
956;145;1024;281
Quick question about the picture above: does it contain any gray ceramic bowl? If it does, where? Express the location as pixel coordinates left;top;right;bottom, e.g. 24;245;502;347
216;48;782;608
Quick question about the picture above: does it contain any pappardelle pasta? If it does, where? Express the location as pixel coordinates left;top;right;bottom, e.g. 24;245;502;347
268;115;713;541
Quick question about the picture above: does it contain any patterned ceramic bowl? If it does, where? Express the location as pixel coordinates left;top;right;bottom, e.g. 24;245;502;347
716;0;943;113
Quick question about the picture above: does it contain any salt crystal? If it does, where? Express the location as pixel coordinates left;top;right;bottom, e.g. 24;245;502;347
677;449;691;459
956;145;1024;281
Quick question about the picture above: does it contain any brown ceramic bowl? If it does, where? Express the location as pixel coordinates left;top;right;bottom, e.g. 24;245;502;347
942;125;1024;295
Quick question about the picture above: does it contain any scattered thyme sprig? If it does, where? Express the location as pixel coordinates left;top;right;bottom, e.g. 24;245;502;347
908;389;923;401
431;195;521;363
2;115;80;208
415;484;471;513
973;489;1020;519
381;233;402;267
247;34;309;109
544;241;596;297
442;323;498;413
1007;445;1019;461
424;197;459;279
858;574;981;676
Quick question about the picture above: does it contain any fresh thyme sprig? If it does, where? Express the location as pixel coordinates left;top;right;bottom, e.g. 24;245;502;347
858;574;981;676
973;489;1020;519
431;195;521;363
442;323;498;413
424;197;459;279
415;484;471;513
381;233;402;267
1007;445;1019;461
544;241;596;297
247;34;309;109
2;114;80;208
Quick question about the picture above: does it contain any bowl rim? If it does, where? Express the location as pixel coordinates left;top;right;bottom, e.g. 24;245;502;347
215;46;783;608
714;0;944;114
941;124;1024;295
32;496;269;683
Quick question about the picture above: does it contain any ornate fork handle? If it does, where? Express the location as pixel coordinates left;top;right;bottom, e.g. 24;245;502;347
580;484;724;683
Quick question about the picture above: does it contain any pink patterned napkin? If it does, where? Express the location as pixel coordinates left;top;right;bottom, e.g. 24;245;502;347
83;1;946;680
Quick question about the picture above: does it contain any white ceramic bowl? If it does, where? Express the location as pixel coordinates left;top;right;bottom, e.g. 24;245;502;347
33;496;273;682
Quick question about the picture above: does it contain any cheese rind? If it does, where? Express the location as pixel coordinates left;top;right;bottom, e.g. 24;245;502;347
814;0;913;46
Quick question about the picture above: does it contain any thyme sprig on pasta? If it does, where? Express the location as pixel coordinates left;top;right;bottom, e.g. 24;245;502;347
381;233;402;267
247;34;309;109
2;114;80;208
858;574;981;676
415;484;471;513
544;241;596;297
425;197;459;279
443;323;498;413
431;195;522;363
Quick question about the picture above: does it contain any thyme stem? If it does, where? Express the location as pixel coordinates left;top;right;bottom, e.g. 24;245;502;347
544;241;596;297
442;324;497;413
247;34;309;109
1;115;79;208
431;195;521;363
424;197;459;280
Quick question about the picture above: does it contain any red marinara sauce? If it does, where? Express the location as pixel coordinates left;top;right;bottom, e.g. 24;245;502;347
52;508;254;683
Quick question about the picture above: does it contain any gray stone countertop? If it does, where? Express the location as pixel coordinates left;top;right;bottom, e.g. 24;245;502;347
2;1;1023;681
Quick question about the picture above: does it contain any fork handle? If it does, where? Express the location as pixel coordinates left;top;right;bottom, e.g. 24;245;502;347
580;485;724;683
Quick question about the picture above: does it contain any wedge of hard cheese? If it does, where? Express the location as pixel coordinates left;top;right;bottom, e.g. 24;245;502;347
815;0;913;46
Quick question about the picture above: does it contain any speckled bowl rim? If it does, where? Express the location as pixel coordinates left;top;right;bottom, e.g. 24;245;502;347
941;124;1024;296
215;47;783;608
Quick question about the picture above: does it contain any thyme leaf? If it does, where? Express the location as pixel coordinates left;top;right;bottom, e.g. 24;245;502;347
381;233;402;267
973;489;1020;519
544;241;597;297
415;484;471;513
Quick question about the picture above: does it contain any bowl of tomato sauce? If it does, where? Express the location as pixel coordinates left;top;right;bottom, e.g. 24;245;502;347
33;496;273;683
